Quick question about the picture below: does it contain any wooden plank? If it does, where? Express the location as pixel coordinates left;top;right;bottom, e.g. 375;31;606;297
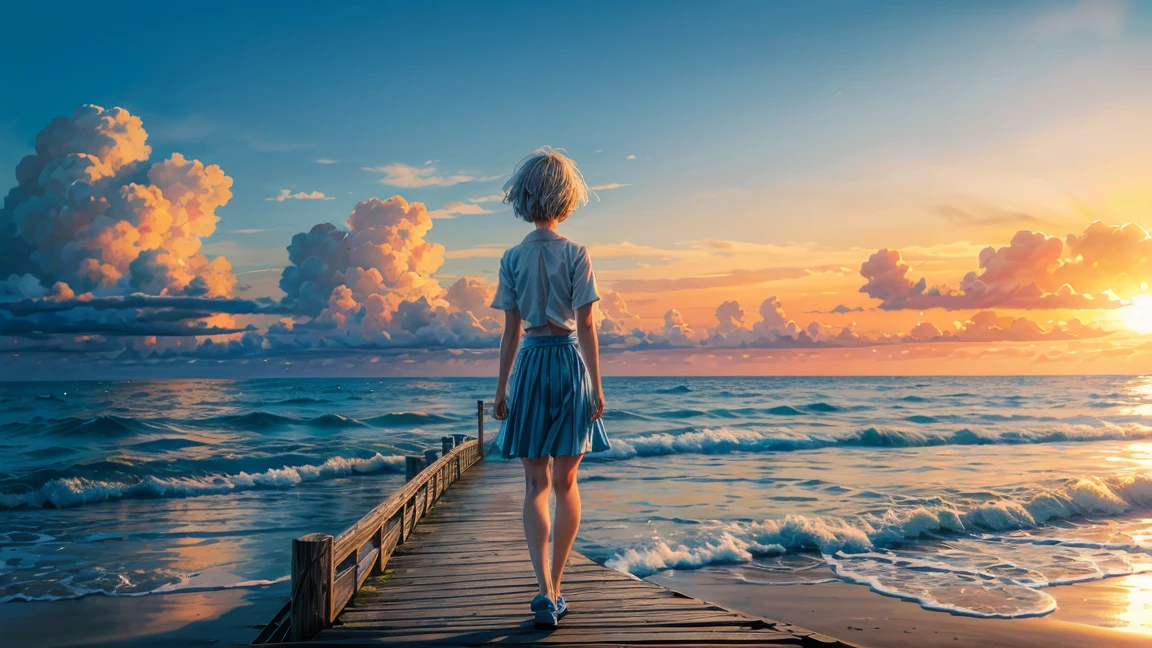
355;547;379;589
336;614;759;629
299;458;857;645
376;520;401;573
277;451;855;648
331;567;356;617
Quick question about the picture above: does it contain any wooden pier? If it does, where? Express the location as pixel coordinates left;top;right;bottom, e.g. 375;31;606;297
253;401;854;647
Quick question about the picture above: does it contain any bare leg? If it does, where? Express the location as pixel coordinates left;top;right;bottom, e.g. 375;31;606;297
550;454;584;600
521;457;554;599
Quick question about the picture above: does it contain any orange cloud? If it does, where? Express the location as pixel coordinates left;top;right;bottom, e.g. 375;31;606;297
0;105;235;299
860;221;1150;311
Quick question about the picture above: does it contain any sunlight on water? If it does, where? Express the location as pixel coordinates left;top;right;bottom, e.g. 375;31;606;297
4;376;1152;630
1118;572;1152;635
1122;376;1152;417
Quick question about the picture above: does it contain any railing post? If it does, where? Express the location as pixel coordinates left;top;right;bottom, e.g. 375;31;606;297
476;399;485;460
405;455;425;482
290;533;333;642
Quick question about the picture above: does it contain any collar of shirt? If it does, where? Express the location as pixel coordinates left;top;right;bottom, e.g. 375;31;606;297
521;228;565;244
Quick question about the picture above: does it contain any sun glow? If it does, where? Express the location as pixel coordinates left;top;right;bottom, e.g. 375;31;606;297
1122;295;1152;334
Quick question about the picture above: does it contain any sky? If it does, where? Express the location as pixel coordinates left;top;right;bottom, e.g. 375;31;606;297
3;0;1152;378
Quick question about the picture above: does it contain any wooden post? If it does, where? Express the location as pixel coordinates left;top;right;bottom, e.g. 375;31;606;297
452;432;466;446
442;436;453;455
424;448;439;465
405;455;425;482
476;399;485;460
290;533;333;642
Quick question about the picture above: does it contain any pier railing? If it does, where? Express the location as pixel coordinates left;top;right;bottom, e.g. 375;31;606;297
253;400;487;643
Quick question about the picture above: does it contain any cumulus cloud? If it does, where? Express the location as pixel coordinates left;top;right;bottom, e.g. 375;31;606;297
0;105;1125;372
595;289;644;345
0;105;236;300
892;310;1110;345
659;309;699;347
687;295;1109;351
267;189;333;201
859;221;1146;311
274;196;499;349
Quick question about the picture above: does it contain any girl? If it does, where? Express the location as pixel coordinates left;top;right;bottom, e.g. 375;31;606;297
490;147;610;629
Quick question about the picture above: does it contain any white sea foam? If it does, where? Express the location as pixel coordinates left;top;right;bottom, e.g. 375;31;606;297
0;453;406;509
596;422;1152;460
825;553;1060;618
609;470;1152;573
0;570;290;603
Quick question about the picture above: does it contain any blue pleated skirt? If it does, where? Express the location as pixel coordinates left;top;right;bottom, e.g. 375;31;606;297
495;333;611;459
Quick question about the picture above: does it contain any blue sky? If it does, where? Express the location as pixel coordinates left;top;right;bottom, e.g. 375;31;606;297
5;1;1144;268
3;1;1152;377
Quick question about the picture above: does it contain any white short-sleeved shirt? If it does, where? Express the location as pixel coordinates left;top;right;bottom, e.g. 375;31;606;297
489;228;600;334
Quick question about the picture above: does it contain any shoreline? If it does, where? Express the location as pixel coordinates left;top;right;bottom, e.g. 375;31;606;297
5;568;1147;647
649;568;1152;648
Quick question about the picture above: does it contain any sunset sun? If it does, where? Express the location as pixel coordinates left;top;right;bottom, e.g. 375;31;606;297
1123;295;1152;334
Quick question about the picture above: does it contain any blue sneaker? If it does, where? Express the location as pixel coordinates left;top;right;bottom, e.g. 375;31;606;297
555;595;569;619
530;594;558;628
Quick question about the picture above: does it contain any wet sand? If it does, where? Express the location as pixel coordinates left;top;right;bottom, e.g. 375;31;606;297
650;569;1152;648
0;584;287;648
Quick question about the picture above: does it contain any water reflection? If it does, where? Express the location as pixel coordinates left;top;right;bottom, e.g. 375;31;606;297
1121;376;1152;417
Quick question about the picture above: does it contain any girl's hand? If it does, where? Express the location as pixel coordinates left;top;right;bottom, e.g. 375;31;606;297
590;390;605;422
493;395;508;420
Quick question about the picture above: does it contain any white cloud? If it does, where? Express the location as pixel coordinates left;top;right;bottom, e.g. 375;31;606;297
626;154;637;160
267;189;334;202
428;200;496;219
470;194;505;203
362;162;496;188
315;158;337;164
590;183;632;191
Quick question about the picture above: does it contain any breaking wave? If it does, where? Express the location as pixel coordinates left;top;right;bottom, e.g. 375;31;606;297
597;422;1152;459
604;470;1152;617
0;453;406;510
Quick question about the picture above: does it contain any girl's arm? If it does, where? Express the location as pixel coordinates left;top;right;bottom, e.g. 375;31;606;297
576;303;605;421
493;309;522;420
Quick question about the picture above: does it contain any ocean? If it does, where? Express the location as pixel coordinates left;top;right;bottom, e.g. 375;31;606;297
1;376;1151;642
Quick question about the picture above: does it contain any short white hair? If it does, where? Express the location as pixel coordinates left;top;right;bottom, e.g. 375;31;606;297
502;146;591;223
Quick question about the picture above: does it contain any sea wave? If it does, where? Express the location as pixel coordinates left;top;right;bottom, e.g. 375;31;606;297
0;453;406;509
596;422;1152;459
0;571;290;604
363;411;459;426
604;471;1152;577
6;409;458;435
3;415;174;438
